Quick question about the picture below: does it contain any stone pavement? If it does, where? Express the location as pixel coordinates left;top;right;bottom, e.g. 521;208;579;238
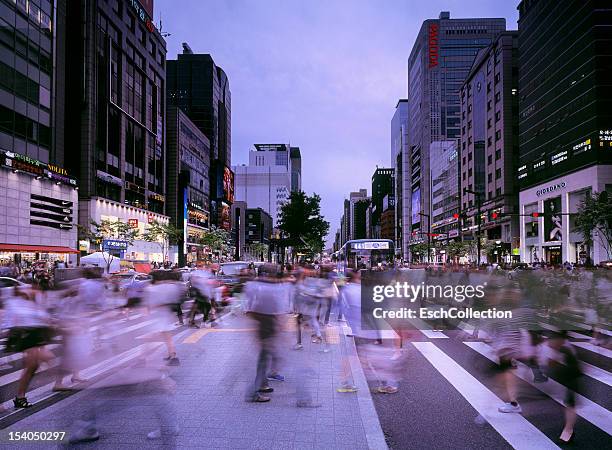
2;312;387;449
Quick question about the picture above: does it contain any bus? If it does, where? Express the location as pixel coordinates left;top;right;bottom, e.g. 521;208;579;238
336;239;395;272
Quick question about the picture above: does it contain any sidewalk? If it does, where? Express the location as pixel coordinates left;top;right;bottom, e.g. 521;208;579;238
4;313;387;449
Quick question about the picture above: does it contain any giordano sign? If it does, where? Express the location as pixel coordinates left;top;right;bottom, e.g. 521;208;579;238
536;181;566;197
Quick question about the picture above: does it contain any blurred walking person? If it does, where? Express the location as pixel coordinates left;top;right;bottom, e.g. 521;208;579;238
3;286;54;408
243;264;292;402
547;331;581;443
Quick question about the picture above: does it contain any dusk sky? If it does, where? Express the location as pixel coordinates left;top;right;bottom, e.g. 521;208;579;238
156;0;519;246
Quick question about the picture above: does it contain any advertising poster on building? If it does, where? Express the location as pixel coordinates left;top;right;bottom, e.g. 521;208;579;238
220;203;231;231
223;166;235;203
544;196;562;242
411;188;421;224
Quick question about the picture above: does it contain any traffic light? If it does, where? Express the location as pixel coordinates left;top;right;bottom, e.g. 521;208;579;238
531;212;541;218
488;210;502;221
452;211;467;221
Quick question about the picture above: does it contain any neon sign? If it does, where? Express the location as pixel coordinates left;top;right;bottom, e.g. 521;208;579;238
428;23;439;68
127;0;155;32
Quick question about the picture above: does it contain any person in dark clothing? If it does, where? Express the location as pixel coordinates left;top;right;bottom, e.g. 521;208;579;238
548;331;581;443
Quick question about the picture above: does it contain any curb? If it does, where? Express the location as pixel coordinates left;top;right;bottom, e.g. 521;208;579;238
341;329;389;450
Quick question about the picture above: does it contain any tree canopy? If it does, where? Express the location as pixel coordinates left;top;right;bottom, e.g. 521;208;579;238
575;191;612;260
278;191;329;258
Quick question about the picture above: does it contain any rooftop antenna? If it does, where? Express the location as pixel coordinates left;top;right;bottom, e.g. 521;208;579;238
182;42;193;54
158;12;171;38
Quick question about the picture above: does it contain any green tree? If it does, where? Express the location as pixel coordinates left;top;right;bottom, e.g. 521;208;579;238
142;221;182;263
248;242;268;261
199;225;231;262
79;219;139;272
410;242;430;262
575;191;612;260
445;241;471;263
278;191;330;261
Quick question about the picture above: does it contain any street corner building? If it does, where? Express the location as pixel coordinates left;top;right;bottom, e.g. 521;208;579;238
0;0;80;264
516;0;612;265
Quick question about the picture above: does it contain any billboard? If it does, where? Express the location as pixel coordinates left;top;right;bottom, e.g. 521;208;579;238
544;196;562;242
220;203;231;231
223;166;235;203
411;188;421;225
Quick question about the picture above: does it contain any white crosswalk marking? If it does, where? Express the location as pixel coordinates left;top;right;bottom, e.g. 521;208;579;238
537;322;590;340
0;326;198;415
99;319;158;339
464;341;612;436
564;320;612;337
541;346;612;388
0;344;60;366
412;342;559;450
458;321;490;339
572;342;612;359
407;317;448;338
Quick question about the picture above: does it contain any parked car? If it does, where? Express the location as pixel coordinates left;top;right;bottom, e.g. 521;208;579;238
217;261;252;297
0;277;28;304
108;272;151;302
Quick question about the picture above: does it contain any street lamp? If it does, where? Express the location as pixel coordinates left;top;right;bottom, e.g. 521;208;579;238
464;188;483;266
418;212;431;264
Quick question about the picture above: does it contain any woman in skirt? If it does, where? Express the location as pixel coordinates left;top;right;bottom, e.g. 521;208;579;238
3;286;54;408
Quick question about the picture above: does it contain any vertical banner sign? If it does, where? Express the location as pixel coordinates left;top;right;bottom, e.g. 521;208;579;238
183;187;188;256
544;196;562;241
428;22;439;68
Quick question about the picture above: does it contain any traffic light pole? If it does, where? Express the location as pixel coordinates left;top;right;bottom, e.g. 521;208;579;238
464;188;483;266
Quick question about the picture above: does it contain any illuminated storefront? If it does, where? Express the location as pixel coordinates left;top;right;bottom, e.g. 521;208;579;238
519;165;612;265
82;197;174;263
0;151;79;265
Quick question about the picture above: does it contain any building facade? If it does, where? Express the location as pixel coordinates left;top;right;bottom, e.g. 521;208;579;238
231;200;246;261
517;0;612;264
246;207;272;246
371;167;394;239
166;46;232;229
0;0;81;263
166;105;211;265
233;144;301;226
430;140;459;250
64;0;170;262
391;99;408;257
405;11;505;259
460;31;519;261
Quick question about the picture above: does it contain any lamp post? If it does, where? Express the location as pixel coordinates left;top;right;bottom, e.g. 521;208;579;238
464;188;483;266
418;212;431;263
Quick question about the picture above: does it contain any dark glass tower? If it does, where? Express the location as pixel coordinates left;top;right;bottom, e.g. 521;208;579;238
405;11;505;258
517;0;612;187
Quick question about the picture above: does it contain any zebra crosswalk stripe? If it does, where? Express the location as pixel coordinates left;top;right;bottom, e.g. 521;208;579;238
413;342;560;450
464;341;612;436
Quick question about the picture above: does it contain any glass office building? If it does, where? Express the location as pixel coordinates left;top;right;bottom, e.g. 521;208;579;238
404;11;505;259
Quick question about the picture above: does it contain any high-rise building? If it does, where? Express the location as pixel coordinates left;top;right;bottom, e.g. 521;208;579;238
233;144;301;226
517;0;612;265
0;0;80;263
63;0;170;263
391;99;408;257
404;11;505;260
340;199;350;245
166;46;232;229
348;189;368;240
231;200;247;260
246;207;272;246
371;167;394;239
290;147;302;192
460;31;519;262
166;106;211;265
353;197;371;240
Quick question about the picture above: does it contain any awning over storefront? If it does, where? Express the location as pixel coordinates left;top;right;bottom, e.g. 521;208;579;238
0;244;79;254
